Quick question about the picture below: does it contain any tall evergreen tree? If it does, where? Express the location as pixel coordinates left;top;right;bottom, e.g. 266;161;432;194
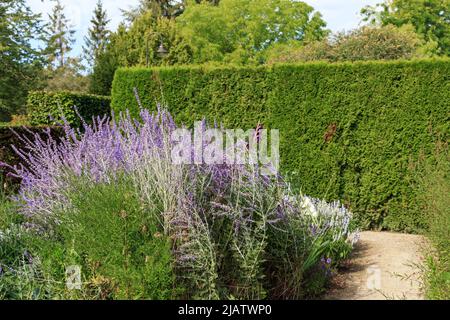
123;0;220;22
123;0;183;22
46;0;75;69
0;0;45;117
83;0;110;69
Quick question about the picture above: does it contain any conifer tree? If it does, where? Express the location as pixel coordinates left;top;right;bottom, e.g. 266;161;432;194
46;0;75;69
83;0;110;68
0;0;45;116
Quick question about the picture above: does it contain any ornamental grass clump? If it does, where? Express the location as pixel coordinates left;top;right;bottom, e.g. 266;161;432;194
1;107;358;299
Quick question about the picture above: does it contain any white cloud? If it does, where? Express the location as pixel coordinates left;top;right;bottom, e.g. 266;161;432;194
304;0;380;32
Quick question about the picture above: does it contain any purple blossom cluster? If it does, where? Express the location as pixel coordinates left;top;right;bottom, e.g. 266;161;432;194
1;108;185;219
2;107;275;219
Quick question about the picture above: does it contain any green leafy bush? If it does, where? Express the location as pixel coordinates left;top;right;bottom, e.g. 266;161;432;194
111;59;450;232
265;24;433;64
27;91;111;127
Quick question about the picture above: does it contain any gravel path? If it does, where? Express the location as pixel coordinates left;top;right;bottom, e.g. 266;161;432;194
325;231;426;300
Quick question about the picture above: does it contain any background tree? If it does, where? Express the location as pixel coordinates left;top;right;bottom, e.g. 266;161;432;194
123;0;221;22
89;43;119;95
89;0;328;94
362;0;450;56
177;0;328;64
44;58;89;92
89;14;192;95
42;0;88;92
0;0;45;118
83;0;110;69
46;0;75;69
122;0;185;22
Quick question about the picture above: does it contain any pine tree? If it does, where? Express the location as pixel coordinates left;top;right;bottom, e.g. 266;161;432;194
46;0;75;69
0;0;45;116
123;0;180;22
83;0;110;69
122;0;220;22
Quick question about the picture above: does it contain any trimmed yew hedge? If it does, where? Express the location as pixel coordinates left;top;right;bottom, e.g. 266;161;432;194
111;59;450;232
27;91;111;127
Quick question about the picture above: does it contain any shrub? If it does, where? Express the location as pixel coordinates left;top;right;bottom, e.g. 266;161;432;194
0;225;60;300
9;115;30;127
265;24;432;64
27;91;111;127
265;195;356;299
110;60;450;232
327;24;432;61
5;108;358;299
264;40;331;64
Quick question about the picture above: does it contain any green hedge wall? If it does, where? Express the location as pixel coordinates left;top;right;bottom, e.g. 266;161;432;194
27;91;111;127
111;60;450;232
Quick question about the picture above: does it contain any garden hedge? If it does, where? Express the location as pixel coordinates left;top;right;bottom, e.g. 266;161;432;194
111;60;450;232
27;91;111;127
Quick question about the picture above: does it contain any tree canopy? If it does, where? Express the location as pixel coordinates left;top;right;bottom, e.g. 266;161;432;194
362;0;450;56
177;0;328;64
89;13;192;95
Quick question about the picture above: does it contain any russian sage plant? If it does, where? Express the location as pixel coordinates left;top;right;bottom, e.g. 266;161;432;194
1;107;358;300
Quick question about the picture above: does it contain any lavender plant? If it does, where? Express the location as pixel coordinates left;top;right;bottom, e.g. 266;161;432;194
1;106;358;300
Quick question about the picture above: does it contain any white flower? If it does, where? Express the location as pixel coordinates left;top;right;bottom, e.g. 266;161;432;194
300;196;318;218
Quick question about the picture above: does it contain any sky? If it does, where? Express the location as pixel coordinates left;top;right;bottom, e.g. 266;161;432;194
26;0;381;57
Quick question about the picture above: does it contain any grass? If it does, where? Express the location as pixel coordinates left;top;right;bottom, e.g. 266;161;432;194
0;192;14;230
418;147;450;300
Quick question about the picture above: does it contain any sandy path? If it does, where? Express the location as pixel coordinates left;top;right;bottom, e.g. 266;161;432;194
325;231;426;300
